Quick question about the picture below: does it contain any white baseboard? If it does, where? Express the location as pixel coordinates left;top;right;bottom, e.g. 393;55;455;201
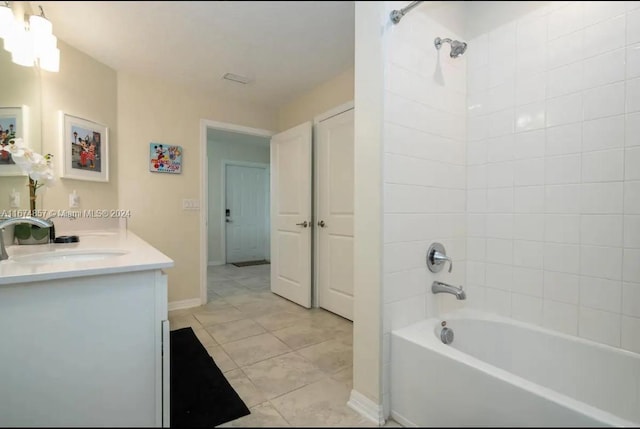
168;298;202;312
390;411;416;427
207;260;225;266
347;389;386;426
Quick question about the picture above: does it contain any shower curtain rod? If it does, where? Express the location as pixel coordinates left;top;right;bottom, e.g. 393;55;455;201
390;1;424;24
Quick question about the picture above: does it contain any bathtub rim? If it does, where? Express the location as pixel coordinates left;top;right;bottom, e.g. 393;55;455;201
391;309;639;427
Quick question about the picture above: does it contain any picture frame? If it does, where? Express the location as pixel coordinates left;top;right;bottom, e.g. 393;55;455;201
60;112;109;182
0;105;29;177
149;142;182;174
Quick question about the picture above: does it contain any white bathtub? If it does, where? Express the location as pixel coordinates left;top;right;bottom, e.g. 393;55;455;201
390;310;640;427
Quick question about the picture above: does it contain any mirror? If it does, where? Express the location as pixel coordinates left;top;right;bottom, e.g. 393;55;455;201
0;43;43;213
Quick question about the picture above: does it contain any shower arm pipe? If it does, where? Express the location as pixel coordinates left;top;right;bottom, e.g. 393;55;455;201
390;1;423;24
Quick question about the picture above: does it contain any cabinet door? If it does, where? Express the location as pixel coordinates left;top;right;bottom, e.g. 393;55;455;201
315;108;354;320
162;319;171;427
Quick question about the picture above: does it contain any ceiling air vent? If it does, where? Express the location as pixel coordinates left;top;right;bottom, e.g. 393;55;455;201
222;73;251;84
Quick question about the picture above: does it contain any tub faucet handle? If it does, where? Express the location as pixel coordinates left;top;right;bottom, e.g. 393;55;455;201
427;242;453;273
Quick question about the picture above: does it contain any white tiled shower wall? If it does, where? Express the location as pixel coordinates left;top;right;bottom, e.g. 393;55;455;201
381;2;466;415
465;1;640;353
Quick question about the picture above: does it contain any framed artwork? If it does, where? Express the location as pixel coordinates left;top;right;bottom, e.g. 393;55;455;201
0;106;28;176
149;143;182;174
60;112;109;182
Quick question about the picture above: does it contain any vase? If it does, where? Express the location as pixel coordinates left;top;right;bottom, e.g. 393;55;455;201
15;224;50;245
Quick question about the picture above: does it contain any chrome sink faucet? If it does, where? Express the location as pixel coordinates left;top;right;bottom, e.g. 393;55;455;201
0;216;54;261
432;280;466;300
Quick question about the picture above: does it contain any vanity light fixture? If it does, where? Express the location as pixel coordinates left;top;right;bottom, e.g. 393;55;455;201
1;2;59;72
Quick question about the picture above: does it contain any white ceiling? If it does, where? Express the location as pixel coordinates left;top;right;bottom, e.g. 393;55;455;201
37;1;355;108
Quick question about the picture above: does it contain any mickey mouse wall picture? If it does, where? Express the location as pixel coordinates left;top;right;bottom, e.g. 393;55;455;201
150;142;182;174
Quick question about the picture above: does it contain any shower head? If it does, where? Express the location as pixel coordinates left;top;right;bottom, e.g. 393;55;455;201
434;37;467;58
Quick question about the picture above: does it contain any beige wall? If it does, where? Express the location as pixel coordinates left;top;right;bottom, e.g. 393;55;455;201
117;72;276;303
352;0;384;413
39;41;119;212
277;66;354;132
207;137;270;265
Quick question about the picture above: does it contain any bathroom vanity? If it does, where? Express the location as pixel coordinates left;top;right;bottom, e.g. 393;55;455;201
0;228;173;427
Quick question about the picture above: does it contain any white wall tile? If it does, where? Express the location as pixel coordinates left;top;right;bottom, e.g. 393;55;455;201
511;293;543;324
517;13;547;48
583;82;625;121
383;269;427;304
545;214;580;244
626;78;640;113
621;316;640;353
516;44;547;78
489;21;517;60
487;162;514;188
514;129;546;160
489;109;515;137
546;123;582;156
514;159;545;186
486;239;513;265
487;81;515;113
545;184;582;214
468;65;489;94
543;300;579;335
516;73;546;106
624;181;640;214
467;261;486;285
546;93;583;127
582;49;626;88
512;267;544;297
513;240;544;269
622;283;640;317
486;214;513;239
514;214;545;241
544;242;580;274
548;2;584;41
384;297;427;332
545;154;582;184
544;271;580;304
490;55;516;88
467;238;486;261
467;214;486;236
515;186;545;213
627;8;640;45
628;44;640;80
581;149;624;182
547;62;583;98
578;307;621;347
487;188;514;213
580;215;623;247
623;248;640;283
624;216;640;248
467;140;487;165
580;276;622;313
485;263;514;292
580;245;623;280
547;30;584;70
515;101;546;132
629;2;640;11
487;135;514;162
583;15;626;59
626;113;640;147
625;147;640;181
583;1;626;27
582;115;625;152
467;34;489;70
485;287;511;316
467;164;487;190
580;182;624;214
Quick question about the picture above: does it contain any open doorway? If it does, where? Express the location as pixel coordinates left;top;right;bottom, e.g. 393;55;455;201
201;121;273;303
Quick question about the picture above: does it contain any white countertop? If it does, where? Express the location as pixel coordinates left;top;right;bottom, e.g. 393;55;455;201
0;229;174;285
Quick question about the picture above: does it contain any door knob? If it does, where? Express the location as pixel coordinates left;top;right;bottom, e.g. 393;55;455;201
317;220;326;228
225;218;233;223
296;221;308;228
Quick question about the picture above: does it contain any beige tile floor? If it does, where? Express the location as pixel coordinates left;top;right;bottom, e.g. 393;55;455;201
169;264;400;427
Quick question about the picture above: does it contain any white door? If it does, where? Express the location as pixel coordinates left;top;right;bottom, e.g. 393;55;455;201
270;122;312;308
225;164;268;263
316;108;354;320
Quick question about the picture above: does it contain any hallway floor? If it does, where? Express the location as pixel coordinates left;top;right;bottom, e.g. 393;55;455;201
168;264;393;427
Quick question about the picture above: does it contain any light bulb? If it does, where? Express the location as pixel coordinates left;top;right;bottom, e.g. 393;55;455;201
34;33;56;59
10;28;34;66
39;46;59;72
0;4;13;39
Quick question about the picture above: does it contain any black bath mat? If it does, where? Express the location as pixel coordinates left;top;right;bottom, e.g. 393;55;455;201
231;260;270;267
170;327;250;427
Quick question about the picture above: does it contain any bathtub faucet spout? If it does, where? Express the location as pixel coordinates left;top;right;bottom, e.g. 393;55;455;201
432;281;466;300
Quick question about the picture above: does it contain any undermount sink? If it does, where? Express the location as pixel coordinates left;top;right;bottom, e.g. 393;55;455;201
11;249;128;264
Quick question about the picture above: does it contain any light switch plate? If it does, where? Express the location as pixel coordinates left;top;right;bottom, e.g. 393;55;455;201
182;199;200;210
10;191;20;208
